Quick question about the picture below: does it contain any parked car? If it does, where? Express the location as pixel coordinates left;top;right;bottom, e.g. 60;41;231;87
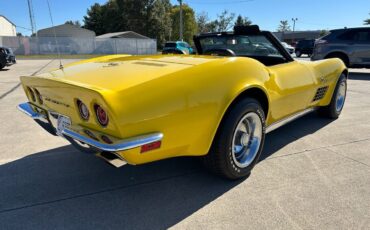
18;25;347;180
162;41;195;54
0;47;16;69
311;27;370;67
295;39;315;57
281;42;295;54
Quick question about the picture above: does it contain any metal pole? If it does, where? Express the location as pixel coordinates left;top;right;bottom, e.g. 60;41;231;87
292;18;298;32
179;0;183;41
291;18;298;44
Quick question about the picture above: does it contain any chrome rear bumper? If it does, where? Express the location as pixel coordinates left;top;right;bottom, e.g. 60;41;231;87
61;128;163;152
17;102;163;155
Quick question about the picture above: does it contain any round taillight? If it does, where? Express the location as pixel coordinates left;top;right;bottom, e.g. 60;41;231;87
27;87;36;102
34;89;43;104
77;100;89;120
95;104;109;127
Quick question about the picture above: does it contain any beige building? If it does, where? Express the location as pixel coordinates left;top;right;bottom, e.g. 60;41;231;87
0;15;16;36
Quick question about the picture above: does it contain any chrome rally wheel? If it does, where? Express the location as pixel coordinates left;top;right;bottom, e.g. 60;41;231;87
335;79;347;112
202;98;266;180
232;112;263;168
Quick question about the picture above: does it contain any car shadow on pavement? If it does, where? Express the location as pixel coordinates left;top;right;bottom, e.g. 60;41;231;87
0;146;242;229
0;68;9;71
0;113;332;230
260;112;333;161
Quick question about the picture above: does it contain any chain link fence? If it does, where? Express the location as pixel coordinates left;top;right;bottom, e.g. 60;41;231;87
0;36;157;55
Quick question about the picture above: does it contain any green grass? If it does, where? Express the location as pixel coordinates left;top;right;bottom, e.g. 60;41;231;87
16;54;104;60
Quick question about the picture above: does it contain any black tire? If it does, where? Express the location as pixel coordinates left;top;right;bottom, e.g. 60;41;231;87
0;55;6;70
203;98;266;180
295;50;302;57
326;53;349;67
318;74;347;119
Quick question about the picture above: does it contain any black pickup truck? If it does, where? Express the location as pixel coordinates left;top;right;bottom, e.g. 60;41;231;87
0;47;16;70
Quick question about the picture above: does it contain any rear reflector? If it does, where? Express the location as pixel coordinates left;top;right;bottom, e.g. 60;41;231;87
101;135;113;144
140;141;161;153
84;129;98;141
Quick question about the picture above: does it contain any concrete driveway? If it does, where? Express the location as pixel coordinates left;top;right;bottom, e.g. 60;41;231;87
0;60;369;230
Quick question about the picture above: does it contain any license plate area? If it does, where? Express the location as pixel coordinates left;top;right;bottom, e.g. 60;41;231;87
48;111;71;136
57;115;71;135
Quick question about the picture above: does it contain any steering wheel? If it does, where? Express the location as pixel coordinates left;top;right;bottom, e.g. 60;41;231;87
203;48;236;57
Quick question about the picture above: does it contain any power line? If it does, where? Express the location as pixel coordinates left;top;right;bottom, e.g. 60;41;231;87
15;25;33;31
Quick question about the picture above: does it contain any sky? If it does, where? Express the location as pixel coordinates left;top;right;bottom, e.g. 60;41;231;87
1;0;369;36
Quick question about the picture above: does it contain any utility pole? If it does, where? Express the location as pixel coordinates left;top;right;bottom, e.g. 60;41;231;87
27;0;36;36
291;18;298;32
178;0;183;41
291;18;298;44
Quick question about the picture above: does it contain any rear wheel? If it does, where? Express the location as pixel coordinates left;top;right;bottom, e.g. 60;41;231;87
203;98;266;180
318;74;347;119
0;56;6;70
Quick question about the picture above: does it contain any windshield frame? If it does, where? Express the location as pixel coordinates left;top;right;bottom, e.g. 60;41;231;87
194;30;294;63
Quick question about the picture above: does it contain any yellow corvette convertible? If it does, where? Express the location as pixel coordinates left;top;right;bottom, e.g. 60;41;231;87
18;26;347;179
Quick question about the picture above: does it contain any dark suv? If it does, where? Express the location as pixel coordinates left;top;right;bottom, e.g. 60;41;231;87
295;39;315;57
311;27;370;67
0;47;16;69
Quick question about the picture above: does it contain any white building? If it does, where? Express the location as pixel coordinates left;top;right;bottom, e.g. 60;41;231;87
0;15;16;36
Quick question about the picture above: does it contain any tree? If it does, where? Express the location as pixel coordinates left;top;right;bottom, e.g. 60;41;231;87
364;13;370;25
319;30;329;37
83;3;106;35
146;0;172;46
234;15;252;27
16;32;23;37
277;20;291;32
213;10;235;32
65;20;82;27
170;4;197;43
196;11;210;33
83;0;172;46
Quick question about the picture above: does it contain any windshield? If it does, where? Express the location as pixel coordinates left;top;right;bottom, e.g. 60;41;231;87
198;35;282;57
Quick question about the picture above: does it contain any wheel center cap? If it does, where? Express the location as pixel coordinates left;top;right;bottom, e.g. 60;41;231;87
241;133;250;146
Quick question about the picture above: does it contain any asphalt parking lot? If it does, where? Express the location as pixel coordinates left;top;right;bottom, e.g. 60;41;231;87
0;59;369;230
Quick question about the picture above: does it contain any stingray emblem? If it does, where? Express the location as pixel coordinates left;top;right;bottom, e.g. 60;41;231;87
44;97;70;108
103;62;119;68
320;76;328;83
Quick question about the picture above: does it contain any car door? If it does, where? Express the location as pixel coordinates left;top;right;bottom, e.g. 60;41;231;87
266;61;316;121
351;29;370;65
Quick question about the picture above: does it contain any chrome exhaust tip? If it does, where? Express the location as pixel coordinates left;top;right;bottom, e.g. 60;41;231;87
96;152;127;168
